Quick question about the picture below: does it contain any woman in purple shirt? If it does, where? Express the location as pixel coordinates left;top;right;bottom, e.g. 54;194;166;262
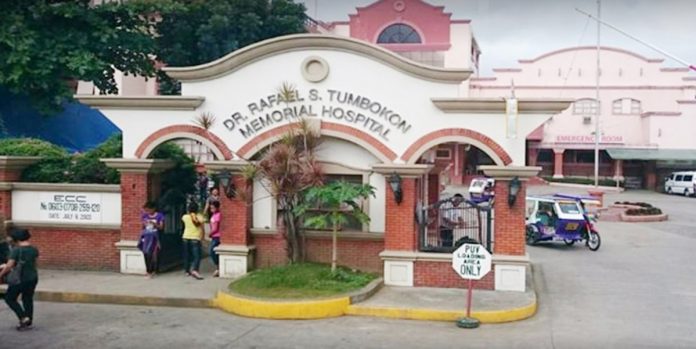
138;201;164;278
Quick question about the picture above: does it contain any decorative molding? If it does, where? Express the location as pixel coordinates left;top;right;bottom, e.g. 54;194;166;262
478;165;542;180
640;111;682;117
163;34;472;83
9;183;121;193
101;159;175;174
75;95;205;110
378;250;529;264
492;68;522;73
677;100;696;104
302;231;384;241
215;244;256;255
204;160;252;173
7;220;120;231
431;98;574;115
371;164;433;177
0;156;41;171
301;55;330;82
517;46;664;64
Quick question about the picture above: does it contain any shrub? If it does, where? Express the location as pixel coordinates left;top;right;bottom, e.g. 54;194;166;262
625;207;663;216
0;138;71;183
543;176;623;187
71;134;122;184
614;201;653;208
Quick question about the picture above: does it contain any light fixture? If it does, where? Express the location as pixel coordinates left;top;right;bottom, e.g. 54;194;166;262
387;172;403;205
508;176;521;207
217;170;236;199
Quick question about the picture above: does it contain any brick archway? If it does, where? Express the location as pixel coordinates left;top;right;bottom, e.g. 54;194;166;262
402;128;513;165
237;121;397;162
135;125;234;160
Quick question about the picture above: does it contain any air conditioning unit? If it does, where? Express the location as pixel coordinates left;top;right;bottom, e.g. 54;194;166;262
583;116;592;124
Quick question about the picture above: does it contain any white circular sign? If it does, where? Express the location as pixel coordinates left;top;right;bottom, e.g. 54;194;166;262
452;243;492;280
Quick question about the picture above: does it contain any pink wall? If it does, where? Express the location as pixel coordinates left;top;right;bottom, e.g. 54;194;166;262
471;47;696;151
348;0;452;46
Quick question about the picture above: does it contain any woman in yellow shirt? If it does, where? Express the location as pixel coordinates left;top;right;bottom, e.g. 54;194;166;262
181;203;205;280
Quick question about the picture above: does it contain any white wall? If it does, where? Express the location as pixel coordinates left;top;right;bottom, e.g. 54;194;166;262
252;179;274;229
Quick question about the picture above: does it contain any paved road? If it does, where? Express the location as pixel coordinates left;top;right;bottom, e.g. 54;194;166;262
1;190;694;348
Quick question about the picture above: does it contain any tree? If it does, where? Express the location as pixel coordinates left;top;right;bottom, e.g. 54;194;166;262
155;0;307;94
0;0;164;115
298;181;375;272
244;120;323;263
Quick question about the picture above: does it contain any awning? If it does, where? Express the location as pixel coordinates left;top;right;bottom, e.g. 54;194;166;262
606;148;696;161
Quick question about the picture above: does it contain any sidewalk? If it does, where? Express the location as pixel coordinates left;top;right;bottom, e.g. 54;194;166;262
1;267;537;324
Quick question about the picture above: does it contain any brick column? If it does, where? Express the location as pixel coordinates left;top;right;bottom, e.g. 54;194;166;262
102;159;174;275
528;148;539;167
613;159;624;179
0;157;40;225
480;165;541;292
373;164;432;287
553;149;565;178
206;160;255;278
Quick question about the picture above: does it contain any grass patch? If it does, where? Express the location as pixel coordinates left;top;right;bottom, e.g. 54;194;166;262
229;263;377;299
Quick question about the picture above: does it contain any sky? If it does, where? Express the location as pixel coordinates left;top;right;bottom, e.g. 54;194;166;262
298;0;696;75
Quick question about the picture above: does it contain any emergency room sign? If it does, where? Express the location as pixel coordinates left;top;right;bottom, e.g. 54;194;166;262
452;243;492;280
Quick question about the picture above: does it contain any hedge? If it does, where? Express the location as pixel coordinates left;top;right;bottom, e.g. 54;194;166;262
542;176;623;188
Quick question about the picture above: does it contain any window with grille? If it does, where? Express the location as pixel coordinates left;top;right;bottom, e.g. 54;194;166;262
172;139;216;163
377;23;422;44
612;98;642;115
573;99;600;115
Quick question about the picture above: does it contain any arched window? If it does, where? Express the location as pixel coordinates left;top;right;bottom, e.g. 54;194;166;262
612;98;641;115
377;23;422;44
573;98;600;115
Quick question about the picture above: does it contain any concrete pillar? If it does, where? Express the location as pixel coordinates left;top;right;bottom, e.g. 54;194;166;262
613;159;624;180
206;160;255;278
528;148;539;167
373;164;432;287
553;149;565;179
479;165;542;292
102;159;174;275
645;161;657;191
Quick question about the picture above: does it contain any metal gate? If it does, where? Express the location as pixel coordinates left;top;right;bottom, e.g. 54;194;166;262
417;198;493;253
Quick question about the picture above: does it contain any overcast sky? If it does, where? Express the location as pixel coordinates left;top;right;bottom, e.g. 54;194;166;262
298;0;696;75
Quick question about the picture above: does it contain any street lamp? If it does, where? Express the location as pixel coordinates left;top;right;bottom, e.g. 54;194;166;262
217;170;236;199
508;176;521;207
387;172;403;205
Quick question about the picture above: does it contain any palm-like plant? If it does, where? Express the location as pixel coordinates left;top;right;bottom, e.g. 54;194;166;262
297;181;375;272
247;119;323;263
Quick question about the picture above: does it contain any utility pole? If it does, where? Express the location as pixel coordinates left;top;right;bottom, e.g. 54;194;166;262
594;0;601;187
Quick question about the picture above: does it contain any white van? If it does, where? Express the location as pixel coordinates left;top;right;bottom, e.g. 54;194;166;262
664;171;696;196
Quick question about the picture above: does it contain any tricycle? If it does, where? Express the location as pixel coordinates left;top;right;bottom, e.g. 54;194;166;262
525;195;601;251
468;177;495;205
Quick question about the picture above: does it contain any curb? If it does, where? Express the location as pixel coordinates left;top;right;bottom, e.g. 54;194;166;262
344;301;537;324
214;277;384;320
34;290;214;308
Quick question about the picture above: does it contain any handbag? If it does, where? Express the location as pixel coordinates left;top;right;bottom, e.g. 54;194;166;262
6;248;24;286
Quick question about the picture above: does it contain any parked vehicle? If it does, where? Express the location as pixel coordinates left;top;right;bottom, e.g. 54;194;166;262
468;177;495;204
525;195;601;251
664;171;696;196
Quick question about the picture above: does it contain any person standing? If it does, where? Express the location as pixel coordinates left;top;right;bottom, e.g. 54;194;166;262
0;229;39;331
208;201;222;277
182;203;205;280
138;202;164;278
203;187;221;219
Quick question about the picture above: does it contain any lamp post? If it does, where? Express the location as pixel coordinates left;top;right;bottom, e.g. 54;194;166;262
508;176;521;207
387;172;403;205
217;170;236;199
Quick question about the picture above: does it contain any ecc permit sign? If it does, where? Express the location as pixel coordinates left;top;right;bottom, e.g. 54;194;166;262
38;192;103;224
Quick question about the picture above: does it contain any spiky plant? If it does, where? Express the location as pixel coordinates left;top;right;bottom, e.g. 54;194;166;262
277;81;297;104
193;112;216;130
246;118;323;263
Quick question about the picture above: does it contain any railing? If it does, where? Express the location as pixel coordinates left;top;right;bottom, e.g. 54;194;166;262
417;199;494;253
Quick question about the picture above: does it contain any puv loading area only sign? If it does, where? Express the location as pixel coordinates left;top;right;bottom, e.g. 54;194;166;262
451;243;492;280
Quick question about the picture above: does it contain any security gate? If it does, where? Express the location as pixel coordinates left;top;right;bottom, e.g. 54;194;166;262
417;198;493;253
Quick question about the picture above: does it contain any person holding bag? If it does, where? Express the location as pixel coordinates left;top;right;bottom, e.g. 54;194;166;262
0;229;39;331
181;202;205;280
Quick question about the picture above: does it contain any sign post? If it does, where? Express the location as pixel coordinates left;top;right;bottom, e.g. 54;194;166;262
452;243;492;329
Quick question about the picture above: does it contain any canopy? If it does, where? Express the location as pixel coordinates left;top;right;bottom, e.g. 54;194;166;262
0;89;120;153
606;148;696;161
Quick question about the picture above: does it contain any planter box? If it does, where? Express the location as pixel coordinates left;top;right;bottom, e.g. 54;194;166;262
620;213;669;222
